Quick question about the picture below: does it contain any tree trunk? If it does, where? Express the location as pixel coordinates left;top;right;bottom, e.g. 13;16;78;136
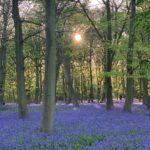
0;46;6;105
0;43;6;105
95;65;102;102
142;78;148;106
121;68;126;97
39;64;43;102
105;0;113;110
12;0;27;118
124;0;136;112
63;54;79;108
0;0;10;105
89;40;94;102
80;63;83;102
62;70;67;101
55;62;61;103
35;60;40;103
41;0;56;133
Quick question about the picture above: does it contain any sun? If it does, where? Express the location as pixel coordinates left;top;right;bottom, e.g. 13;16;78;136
74;33;82;42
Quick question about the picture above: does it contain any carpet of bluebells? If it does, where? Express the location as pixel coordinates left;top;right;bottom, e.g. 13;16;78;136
0;101;150;150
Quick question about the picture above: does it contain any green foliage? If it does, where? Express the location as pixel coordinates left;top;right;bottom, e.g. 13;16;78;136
79;135;95;146
72;143;82;150
136;0;149;5
59;143;68;148
56;134;106;150
66;134;106;150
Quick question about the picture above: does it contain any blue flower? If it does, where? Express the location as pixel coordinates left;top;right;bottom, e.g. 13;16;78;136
0;102;150;149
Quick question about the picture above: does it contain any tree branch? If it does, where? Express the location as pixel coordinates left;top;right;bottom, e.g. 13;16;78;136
77;0;104;40
21;19;44;26
23;29;44;42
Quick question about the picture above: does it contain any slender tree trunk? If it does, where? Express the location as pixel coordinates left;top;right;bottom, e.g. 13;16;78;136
95;65;101;102
55;62;61;103
41;0;56;133
139;78;142;101
63;54;79;108
142;78;148;105
39;64;43;102
35;60;40;103
0;47;6;105
83;74;87;101
137;51;145;102
89;40;94;102
12;0;27;118
105;0;113;110
0;0;10;105
80;63;83;102
62;70;67;101
0;44;6;105
33;37;41;104
124;0;136;112
121;67;126;97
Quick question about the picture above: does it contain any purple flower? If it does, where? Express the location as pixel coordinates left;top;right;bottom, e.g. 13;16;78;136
0;102;150;149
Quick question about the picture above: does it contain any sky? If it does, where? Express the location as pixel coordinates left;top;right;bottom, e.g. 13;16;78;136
89;0;100;5
89;0;103;8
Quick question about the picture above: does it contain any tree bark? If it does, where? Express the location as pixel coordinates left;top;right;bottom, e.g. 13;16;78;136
105;0;113;110
89;40;94;102
63;53;79;108
39;63;43;102
35;60;40;103
0;0;10;105
12;0;27;118
41;0;56;133
124;0;136;112
142;78;148;105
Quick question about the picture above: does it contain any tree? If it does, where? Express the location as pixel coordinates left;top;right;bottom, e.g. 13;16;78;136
12;0;27;118
103;0;113;110
136;0;150;107
41;0;57;133
0;0;11;105
28;35;44;104
78;0;128;109
124;0;136;112
85;28;95;103
62;46;80;107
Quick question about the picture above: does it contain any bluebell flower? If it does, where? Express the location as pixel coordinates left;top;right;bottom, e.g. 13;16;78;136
0;102;150;149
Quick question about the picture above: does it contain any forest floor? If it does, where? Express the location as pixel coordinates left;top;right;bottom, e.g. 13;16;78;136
0;101;150;150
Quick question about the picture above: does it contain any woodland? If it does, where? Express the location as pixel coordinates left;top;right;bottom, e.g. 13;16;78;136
0;0;150;149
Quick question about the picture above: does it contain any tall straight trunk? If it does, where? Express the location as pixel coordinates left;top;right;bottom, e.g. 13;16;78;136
39;64;43;102
12;0;27;118
83;74;88;101
41;0;56;133
137;51;147;103
142;78;148;106
139;78;142;101
0;45;6;105
34;37;41;104
62;70;67;101
63;55;79;108
0;37;7;105
124;0;136;112
35;60;40;103
89;40;94;102
80;63;83;101
121;67;126;97
0;0;10;105
55;62;61;103
96;66;102;102
105;0;113;110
